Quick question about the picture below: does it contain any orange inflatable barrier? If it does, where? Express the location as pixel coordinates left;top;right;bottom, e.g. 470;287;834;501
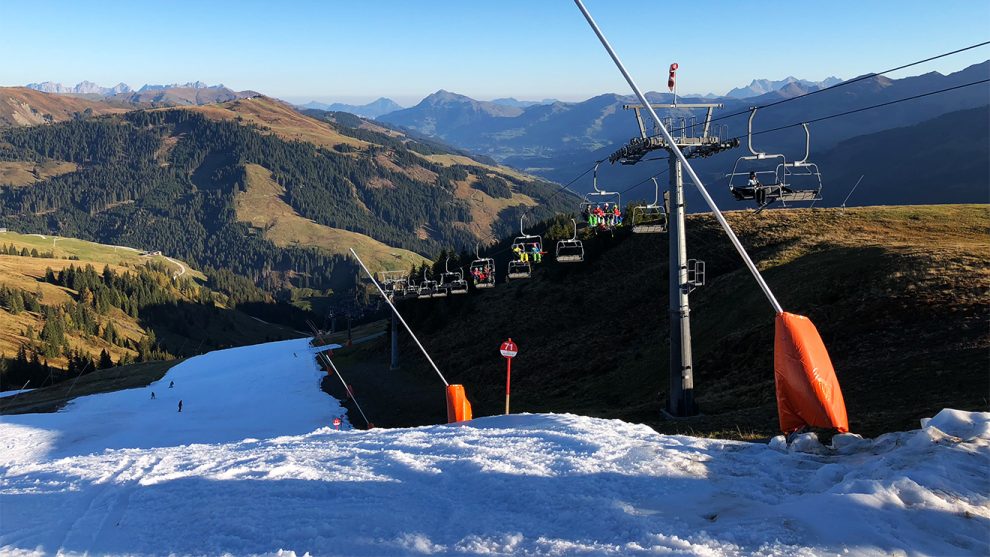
774;312;849;433
446;384;473;423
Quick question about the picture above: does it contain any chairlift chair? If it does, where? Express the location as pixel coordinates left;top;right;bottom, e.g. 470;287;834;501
727;109;822;210
507;257;531;280
440;257;468;295
776;123;823;206
469;244;496;289
417;269;437;299
630;177;668;233
507;215;541;281
582;162;623;232
377;270;408;298
555;218;585;263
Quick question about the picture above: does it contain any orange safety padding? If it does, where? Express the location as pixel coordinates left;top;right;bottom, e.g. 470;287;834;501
446;384;473;423
774;312;849;433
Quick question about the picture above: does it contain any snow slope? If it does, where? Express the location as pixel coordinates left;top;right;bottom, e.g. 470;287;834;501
1;339;988;556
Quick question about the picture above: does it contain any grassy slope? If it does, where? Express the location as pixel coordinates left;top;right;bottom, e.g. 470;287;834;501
235;163;429;273
0;231;203;366
0;230;300;369
0;160;78;187
0;87;128;128
371;205;989;438
173;96;369;149
0;230;204;280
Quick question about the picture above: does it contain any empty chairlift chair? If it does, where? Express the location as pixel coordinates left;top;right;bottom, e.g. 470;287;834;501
417;270;438;299
555;218;585;263
440;257;468;295
378;270;409;299
469;244;496;289
630;178;668;233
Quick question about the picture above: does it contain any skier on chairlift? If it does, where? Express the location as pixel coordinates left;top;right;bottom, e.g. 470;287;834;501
530;243;542;263
733;172;764;204
513;244;528;262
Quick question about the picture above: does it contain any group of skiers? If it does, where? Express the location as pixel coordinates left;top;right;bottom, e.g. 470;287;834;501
584;202;623;230
512;242;544;263
471;265;494;284
150;380;182;412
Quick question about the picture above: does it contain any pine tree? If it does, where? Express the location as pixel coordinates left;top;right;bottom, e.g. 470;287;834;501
98;349;114;369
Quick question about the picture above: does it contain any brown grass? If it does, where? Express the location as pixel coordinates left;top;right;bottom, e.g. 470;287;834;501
353;204;989;439
0;232;205;367
421;153;535;183
453;174;538;237
0;160;78;187
0;87;128;128
235;164;428;273
173;97;368;150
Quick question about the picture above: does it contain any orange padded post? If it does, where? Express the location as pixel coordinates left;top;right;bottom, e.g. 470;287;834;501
774;312;849;433
446;384;473;423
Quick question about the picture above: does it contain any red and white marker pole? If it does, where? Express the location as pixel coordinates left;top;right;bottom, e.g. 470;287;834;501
500;338;518;414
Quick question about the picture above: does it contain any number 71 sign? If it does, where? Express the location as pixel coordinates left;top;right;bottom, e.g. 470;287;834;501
500;338;518;414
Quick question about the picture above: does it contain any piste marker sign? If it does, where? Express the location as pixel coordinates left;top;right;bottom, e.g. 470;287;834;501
500;339;518;358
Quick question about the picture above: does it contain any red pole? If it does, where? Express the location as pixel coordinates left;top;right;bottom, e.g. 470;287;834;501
505;357;511;415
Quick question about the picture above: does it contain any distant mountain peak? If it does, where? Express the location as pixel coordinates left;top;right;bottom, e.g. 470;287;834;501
295;97;403;119
26;80;133;95
725;76;845;99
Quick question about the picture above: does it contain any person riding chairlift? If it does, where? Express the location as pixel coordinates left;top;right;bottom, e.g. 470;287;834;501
612;203;622;226
593;205;606;228
513;244;528;263
732;171;764;204
530;243;542;263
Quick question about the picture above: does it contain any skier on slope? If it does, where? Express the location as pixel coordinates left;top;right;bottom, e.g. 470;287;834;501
178;400;183;412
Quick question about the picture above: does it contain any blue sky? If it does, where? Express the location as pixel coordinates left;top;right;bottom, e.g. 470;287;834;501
2;1;987;106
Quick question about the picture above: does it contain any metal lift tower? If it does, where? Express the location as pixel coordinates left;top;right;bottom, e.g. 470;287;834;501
610;103;738;417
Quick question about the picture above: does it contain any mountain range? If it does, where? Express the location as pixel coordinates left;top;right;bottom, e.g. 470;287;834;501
375;62;990;208
24;81;259;106
297;97;403;118
725;76;842;98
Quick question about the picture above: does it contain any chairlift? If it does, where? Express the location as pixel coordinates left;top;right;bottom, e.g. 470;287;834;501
417;269;437;299
508;215;541;281
630;177;668;233
727;109;822;210
440;257;468;295
377;270;409;298
469;243;496;289
555;218;585;263
777;123;823;206
581;162;623;232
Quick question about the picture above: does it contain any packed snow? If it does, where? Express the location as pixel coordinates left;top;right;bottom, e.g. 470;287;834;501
1;338;987;556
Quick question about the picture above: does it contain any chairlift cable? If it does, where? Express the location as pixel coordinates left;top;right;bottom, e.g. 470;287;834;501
418;63;989;275
663;40;990;136
746;78;990;138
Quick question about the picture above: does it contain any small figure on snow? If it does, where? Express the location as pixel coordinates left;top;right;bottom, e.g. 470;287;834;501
169;380;174;389
151;391;156;400
178;399;183;413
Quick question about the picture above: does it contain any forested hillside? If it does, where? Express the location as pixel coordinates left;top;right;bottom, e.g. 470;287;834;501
0;99;573;314
0;235;299;390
